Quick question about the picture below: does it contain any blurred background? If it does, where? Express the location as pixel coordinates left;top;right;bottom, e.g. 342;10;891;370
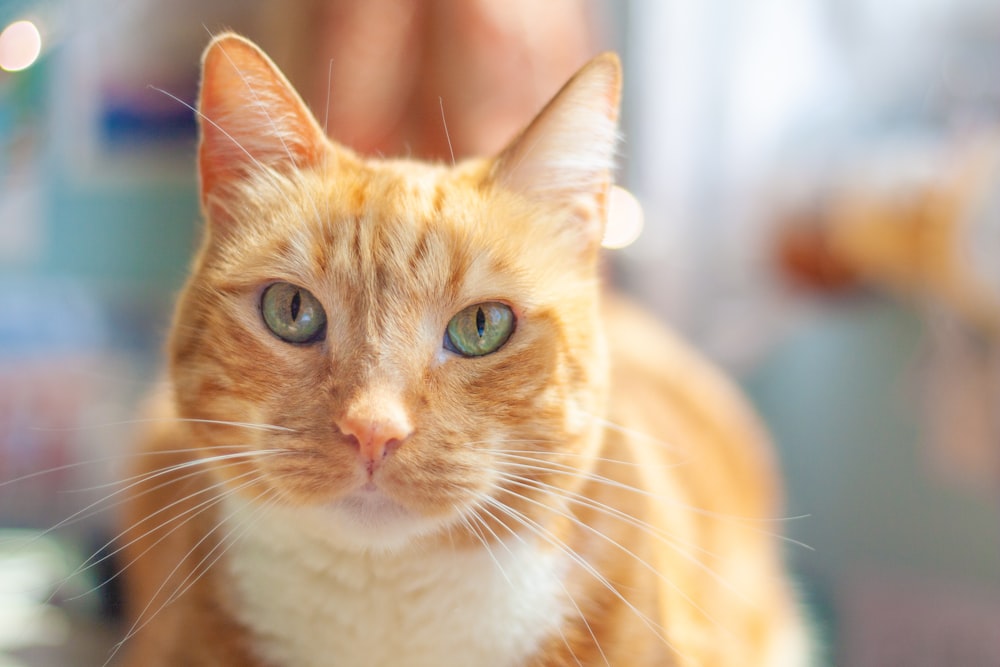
2;0;1000;664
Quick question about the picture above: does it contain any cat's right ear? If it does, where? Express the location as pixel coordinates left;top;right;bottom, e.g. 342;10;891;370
197;33;327;220
487;53;621;259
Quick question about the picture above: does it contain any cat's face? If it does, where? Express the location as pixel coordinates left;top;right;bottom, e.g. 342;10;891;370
169;34;620;550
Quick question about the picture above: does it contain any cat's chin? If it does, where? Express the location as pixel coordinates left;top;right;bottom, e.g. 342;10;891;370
307;484;447;552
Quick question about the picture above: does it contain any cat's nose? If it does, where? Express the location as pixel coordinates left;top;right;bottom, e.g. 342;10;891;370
336;394;412;474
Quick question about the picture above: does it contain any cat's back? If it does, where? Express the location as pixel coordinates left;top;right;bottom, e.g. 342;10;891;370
596;294;808;666
602;293;778;512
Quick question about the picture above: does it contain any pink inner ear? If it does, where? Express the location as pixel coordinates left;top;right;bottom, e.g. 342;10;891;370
197;34;327;206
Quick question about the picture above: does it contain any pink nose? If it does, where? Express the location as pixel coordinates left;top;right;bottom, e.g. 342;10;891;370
336;404;412;474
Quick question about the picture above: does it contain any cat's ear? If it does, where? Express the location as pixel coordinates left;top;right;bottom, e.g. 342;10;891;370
488;53;621;254
197;33;327;211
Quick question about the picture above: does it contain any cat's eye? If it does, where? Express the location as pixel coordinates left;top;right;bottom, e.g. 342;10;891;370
261;282;327;344
445;302;515;357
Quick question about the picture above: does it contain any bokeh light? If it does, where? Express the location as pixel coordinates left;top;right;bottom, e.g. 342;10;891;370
602;185;644;249
0;20;42;72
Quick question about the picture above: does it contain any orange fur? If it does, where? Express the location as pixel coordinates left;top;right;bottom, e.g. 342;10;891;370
117;33;808;666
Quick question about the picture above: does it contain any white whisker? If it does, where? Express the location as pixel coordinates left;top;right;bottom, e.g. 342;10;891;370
64;469;267;603
493;451;810;543
454;507;513;587
0;445;266;493
491;478;734;637
479;494;683;660
578;411;684;452
473;500;599;667
107;476;288;666
494;470;757;607
439;96;456;166
323;58;333;137
11;449;287;554
493;446;680;471
149;85;267;173
493;451;678;501
30;417;296;434
88;447;288;491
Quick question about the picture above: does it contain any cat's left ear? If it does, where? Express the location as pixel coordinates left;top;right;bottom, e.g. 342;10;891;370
488;53;621;255
197;33;327;215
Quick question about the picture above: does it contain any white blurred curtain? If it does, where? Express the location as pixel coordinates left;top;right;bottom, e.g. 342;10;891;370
620;0;844;338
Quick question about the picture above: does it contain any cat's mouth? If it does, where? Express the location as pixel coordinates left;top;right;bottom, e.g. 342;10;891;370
304;478;453;550
339;483;407;518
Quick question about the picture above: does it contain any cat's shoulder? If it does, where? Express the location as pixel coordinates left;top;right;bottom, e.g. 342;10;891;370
601;292;779;489
602;292;737;395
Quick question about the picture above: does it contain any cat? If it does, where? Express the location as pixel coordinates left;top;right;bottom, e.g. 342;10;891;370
115;32;810;666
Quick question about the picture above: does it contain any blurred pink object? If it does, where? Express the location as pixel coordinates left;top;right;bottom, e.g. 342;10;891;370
308;0;598;160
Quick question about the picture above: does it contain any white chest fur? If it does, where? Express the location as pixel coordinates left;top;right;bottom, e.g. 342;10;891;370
222;497;567;667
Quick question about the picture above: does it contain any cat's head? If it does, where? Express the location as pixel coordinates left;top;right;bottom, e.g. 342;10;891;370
170;33;621;551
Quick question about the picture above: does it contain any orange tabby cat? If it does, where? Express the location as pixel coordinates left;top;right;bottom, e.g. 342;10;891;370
116;33;809;666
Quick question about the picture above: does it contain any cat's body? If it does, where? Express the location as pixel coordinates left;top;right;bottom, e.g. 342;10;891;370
117;34;808;666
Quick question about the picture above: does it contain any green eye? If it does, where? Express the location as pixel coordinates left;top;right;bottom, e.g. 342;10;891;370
261;282;327;344
445;302;515;357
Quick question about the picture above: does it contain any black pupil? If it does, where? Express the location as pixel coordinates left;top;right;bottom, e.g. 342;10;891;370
290;290;301;321
476;307;485;337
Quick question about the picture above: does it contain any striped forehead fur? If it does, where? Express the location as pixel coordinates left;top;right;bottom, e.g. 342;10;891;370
202;157;601;301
